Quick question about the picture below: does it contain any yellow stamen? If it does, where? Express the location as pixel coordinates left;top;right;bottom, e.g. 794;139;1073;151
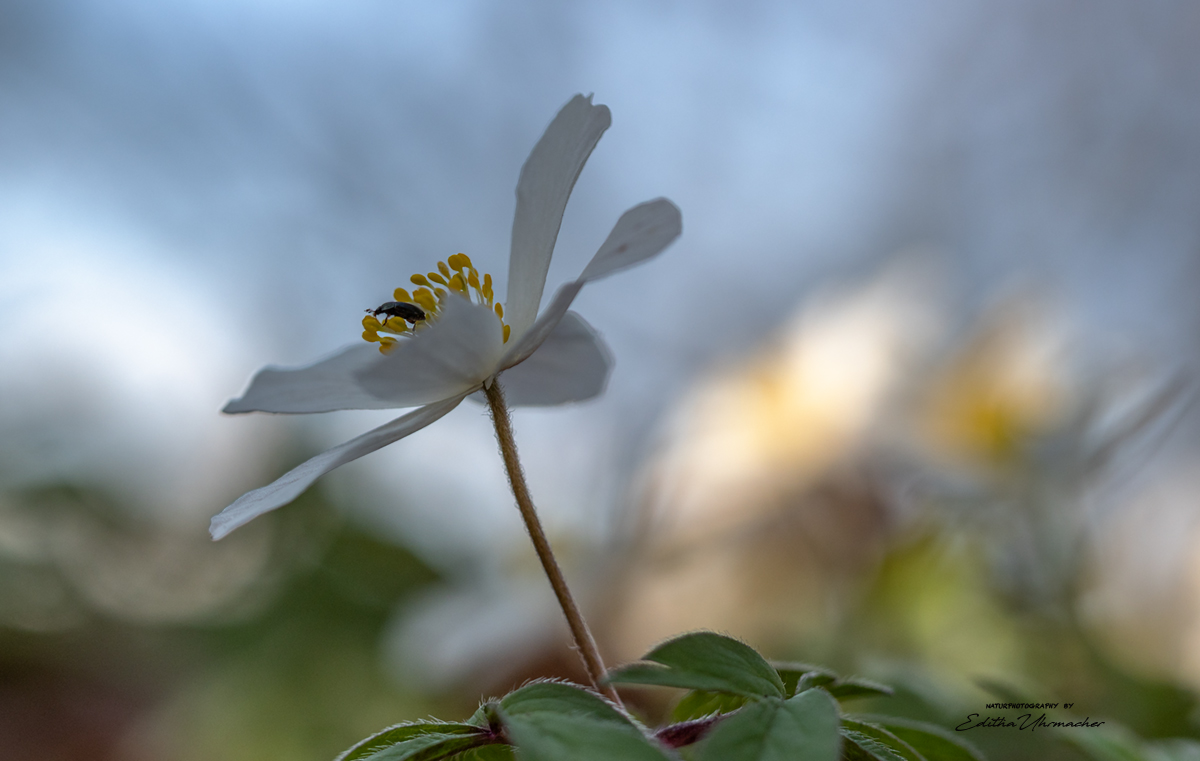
364;252;509;349
413;288;437;312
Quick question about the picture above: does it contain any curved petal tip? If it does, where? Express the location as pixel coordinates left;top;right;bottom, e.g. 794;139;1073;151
579;198;682;282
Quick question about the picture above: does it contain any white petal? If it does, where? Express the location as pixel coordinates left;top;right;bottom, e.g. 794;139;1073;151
494;198;681;377
499;280;584;370
578;198;682;283
209;394;466;540
506;94;611;340
224;344;400;414
355;294;505;406
496;312;612;406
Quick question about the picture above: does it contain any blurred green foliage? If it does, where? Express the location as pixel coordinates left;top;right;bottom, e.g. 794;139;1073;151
0;479;444;761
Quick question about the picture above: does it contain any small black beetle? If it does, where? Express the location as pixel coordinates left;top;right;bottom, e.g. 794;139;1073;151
366;301;427;326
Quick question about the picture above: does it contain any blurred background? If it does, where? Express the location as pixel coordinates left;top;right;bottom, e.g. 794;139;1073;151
2;1;1199;759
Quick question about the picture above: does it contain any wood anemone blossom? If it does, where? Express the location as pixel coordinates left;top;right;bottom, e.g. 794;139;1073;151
209;94;681;702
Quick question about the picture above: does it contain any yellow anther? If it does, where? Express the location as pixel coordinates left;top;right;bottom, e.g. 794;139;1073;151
413;288;437;312
364;255;508;350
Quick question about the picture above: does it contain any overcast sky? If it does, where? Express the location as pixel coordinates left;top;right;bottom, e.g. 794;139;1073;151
2;0;1197;561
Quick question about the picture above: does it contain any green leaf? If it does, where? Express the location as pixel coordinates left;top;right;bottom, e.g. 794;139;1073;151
826;678;894;702
607;632;785;698
773;662;838;697
772;662;893;702
499;681;628;723
798;672;839;691
497;681;671;761
696;687;840;761
1145;739;1200;761
841;729;912;761
1060;726;1150;761
501;713;671;761
671;690;750;722
854;716;984;761
840;720;925;761
465;702;496;729
453;747;516;761
336;722;492;761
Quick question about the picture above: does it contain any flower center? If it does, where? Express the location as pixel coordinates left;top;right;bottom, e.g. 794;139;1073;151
361;253;510;354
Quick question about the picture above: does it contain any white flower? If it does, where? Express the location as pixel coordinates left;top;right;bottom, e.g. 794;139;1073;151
210;94;681;540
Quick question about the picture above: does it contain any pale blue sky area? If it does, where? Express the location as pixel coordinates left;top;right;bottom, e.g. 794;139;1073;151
1;0;1197;560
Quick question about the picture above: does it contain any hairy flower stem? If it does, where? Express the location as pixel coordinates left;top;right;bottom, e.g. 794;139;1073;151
484;380;623;707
